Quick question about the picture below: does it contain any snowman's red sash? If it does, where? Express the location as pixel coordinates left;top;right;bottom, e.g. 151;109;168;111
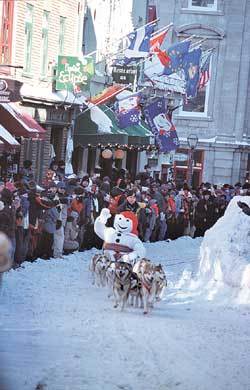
103;242;133;260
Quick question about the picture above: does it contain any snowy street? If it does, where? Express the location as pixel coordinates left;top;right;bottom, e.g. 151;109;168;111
1;236;250;390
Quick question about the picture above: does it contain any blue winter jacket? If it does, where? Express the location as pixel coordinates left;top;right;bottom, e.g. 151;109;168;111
43;207;60;234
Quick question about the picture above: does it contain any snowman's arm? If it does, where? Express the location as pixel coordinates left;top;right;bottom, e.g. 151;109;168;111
94;208;112;240
94;216;106;240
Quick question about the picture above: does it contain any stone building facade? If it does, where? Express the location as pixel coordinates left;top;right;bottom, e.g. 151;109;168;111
139;0;250;186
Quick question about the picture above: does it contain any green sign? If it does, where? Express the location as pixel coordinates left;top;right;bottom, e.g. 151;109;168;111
56;55;94;91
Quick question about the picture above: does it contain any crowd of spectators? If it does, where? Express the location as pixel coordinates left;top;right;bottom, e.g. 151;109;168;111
0;160;249;268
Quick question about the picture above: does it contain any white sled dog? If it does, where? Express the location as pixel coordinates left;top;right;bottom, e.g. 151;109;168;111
133;259;167;314
113;261;132;311
89;254;110;287
154;264;167;302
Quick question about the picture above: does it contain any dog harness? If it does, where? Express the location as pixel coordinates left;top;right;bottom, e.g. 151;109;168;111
103;242;133;261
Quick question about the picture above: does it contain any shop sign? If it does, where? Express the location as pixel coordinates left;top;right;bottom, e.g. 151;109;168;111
0;78;23;103
112;65;138;85
56;56;94;92
174;153;188;162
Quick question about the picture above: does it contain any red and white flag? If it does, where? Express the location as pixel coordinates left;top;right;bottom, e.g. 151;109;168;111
150;27;171;66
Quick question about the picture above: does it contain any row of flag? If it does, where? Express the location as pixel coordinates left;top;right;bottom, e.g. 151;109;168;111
112;90;179;152
114;22;213;99
83;21;214;153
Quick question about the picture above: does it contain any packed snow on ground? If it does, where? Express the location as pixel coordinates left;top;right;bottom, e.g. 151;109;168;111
0;208;250;389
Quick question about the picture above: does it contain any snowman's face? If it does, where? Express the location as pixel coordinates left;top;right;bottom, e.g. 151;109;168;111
114;214;132;234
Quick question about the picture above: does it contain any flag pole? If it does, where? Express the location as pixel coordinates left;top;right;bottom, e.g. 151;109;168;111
190;38;207;49
82;18;160;61
150;23;173;37
78;84;131;116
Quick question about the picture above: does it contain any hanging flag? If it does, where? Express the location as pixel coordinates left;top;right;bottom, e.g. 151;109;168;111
117;107;140;128
150;27;171;66
183;48;202;98
115;24;155;66
143;97;180;152
161;40;191;76
116;92;141;128
89;84;126;105
199;50;212;89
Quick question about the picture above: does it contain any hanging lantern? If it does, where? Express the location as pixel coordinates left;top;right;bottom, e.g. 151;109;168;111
114;149;125;160
102;149;113;159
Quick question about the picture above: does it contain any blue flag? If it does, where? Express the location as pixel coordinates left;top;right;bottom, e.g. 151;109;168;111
115;24;155;66
116;92;141;128
118;107;140;128
183;48;202;98
143;97;180;152
161;41;191;76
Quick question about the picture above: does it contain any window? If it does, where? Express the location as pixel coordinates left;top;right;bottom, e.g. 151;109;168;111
41;11;49;77
24;3;34;73
188;0;217;10
147;5;157;22
0;0;14;68
58;16;66;55
179;54;212;117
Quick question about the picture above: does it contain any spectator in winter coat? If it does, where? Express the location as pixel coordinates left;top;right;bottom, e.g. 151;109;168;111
20;160;34;184
38;200;60;259
63;212;79;253
116;190;141;214
194;190;211;237
135;164;152;186
56;160;65;181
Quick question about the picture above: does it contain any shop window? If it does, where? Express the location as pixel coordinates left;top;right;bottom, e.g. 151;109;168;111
179;55;212;117
59;16;66;55
147;5;157;22
41;11;49;77
188;0;217;10
0;0;14;69
24;3;34;73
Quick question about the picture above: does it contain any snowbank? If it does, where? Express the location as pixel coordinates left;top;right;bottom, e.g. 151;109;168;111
195;196;250;304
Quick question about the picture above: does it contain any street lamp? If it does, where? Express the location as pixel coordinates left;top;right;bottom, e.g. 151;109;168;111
187;133;198;188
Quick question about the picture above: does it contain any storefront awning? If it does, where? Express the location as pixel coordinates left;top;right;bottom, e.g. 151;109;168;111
99;106;151;146
0;125;20;150
73;104;151;148
74;104;128;147
0;103;46;140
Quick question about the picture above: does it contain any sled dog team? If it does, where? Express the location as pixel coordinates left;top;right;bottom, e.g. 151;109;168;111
90;254;167;315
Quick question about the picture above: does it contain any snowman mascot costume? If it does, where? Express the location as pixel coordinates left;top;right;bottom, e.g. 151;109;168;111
94;208;146;264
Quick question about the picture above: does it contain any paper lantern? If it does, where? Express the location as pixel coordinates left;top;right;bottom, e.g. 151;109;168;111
114;149;125;159
102;149;113;159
